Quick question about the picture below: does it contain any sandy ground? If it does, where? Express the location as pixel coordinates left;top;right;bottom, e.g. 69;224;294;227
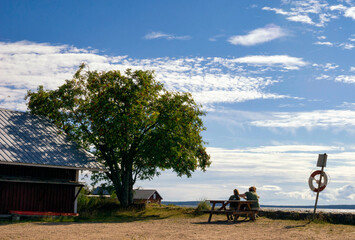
1;215;355;240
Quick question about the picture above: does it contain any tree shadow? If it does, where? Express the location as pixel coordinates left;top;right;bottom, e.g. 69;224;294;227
193;218;251;225
284;221;311;229
16;214;171;226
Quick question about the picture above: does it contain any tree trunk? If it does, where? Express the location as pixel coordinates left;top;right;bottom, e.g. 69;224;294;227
105;150;134;208
120;186;129;207
128;171;134;204
120;166;133;207
119;179;134;207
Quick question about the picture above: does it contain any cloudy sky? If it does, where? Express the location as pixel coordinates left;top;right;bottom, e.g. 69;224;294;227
1;0;355;205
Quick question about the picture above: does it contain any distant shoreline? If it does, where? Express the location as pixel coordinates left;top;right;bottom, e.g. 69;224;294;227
162;201;355;212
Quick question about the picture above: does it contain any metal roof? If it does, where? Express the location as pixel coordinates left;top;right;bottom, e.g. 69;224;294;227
0;108;104;171
133;189;162;200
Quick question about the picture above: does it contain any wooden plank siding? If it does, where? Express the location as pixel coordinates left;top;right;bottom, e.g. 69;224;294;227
0;165;77;214
0;182;75;214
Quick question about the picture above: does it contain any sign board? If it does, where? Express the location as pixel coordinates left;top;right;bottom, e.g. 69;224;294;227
317;153;327;167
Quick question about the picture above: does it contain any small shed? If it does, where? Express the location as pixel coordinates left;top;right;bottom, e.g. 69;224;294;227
87;187;111;198
0;108;104;216
133;189;163;204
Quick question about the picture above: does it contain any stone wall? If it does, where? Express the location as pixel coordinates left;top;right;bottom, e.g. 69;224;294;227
259;209;355;225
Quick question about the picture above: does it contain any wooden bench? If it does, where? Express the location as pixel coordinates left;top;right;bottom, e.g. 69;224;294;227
203;200;259;222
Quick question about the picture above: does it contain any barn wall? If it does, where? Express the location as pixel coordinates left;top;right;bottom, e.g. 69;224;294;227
0;182;75;214
148;196;162;204
74;170;79;214
0;165;77;214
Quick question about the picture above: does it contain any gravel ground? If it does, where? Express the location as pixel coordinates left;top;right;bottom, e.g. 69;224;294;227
1;215;355;240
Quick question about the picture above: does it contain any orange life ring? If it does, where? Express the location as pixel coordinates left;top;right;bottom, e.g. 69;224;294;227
308;170;328;192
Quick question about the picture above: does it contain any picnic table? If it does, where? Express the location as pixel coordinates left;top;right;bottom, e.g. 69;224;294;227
204;200;259;222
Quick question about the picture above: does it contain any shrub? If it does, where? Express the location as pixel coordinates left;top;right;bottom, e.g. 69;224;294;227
194;200;210;215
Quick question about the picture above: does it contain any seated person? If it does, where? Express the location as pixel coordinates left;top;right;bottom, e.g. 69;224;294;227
239;186;260;210
228;189;240;210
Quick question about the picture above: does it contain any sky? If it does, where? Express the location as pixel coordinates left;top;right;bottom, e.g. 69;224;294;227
1;0;355;205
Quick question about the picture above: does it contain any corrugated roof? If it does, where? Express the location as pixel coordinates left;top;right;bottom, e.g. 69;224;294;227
133;189;162;200
0;108;104;171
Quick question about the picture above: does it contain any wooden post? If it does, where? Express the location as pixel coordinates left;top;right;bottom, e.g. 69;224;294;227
312;165;324;220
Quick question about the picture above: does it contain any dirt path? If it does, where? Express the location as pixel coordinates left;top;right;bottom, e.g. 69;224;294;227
1;216;355;240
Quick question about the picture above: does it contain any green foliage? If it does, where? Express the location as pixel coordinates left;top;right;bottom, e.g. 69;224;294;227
194;200;211;215
76;201;197;222
26;65;211;207
77;194;121;219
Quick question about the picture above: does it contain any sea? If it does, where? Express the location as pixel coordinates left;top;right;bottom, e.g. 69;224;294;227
162;201;355;214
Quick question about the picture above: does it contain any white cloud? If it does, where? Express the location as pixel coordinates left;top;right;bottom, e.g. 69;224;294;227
277;190;315;201
283;184;355;203
231;55;307;70
241;145;343;153
329;4;347;11
144;31;190;40
250;110;355;129
263;0;353;27
313;41;333;46
135;145;355;203
315;74;330;80
259;185;282;191
339;43;355;49
287;15;315;24
344;7;355;20
350;67;355;72
322;185;355;201
339;102;355;110
323;63;339;71
335;75;355;83
317;35;326;40
262;7;289;15
227;24;287;46
0;41;297;111
313;62;339;71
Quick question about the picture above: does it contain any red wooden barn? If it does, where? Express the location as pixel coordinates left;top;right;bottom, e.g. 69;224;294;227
133;189;163;204
0;109;104;216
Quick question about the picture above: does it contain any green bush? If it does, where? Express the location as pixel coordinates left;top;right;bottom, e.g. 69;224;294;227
77;193;121;219
194;200;210;215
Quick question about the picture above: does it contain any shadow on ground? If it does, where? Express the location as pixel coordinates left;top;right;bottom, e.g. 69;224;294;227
284;221;311;229
193;219;251;225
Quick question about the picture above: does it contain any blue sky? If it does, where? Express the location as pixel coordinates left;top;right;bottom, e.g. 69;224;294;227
1;0;355;205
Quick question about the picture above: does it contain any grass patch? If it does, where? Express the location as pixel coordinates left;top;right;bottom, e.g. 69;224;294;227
1;203;201;224
0;193;203;224
74;193;200;222
194;200;211;215
76;203;198;223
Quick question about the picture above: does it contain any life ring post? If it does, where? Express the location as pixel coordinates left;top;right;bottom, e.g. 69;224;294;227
312;153;327;221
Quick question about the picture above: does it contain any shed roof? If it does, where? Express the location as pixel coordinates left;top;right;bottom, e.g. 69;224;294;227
0;108;104;171
133;189;162;200
91;187;111;195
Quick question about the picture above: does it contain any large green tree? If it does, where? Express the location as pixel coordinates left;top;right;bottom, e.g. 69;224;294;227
26;65;211;207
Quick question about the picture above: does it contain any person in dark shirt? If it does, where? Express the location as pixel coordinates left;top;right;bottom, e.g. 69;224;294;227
228;189;240;220
229;188;240;210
